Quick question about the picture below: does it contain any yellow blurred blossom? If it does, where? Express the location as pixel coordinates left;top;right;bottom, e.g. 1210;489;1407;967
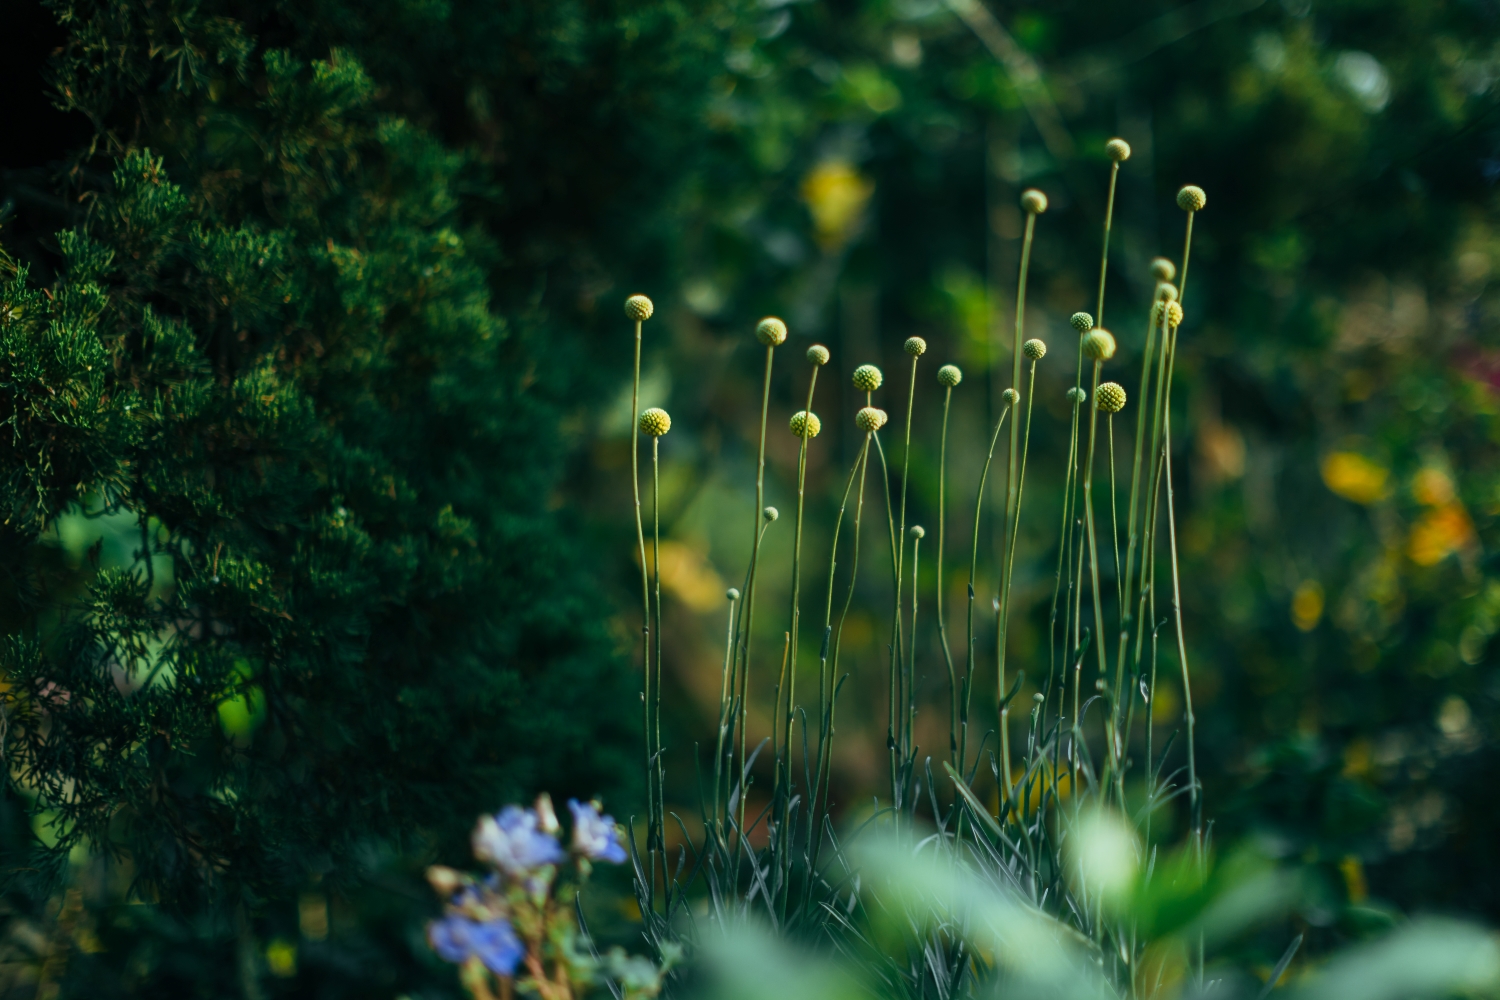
1339;855;1368;903
1412;467;1456;506
1321;452;1389;504
1407;503;1475;566
642;540;728;612
802;160;874;250
1292;579;1324;631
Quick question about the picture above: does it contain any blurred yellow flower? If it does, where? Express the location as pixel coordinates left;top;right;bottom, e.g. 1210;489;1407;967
802;160;874;250
1292;579;1324;631
1412;467;1455;506
642;540;728;612
1407;503;1475;566
1321;451;1389;504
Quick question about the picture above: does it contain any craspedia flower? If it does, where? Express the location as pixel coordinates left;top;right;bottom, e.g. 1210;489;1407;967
1070;311;1094;333
904;336;927;357
1081;329;1117;361
625;295;654;321
789;410;822;439
639;407;671;437
1002;388;1020;405
909;525;926;539
852;364;883;391
763;506;779;522
855;406;888;432
1177;185;1207;212
1150;258;1176;282
1157;282;1179;302
937;364;962;387
1165;302;1184;327
1020;189;1048;214
807;344;830;366
1105;138;1131;162
1067;387;1087;405
727;587;741;601
756;317;788;346
1023;338;1047;360
1096;382;1127;414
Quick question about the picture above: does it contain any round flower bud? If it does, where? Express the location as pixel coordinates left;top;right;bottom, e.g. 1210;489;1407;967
789;410;822;439
1096;382;1127;414
1081;329;1117;361
852;364;884;391
1177;185;1207;212
1150;258;1176;282
625;295;654;321
1105;138;1131;162
1032;692;1045;704
937;364;962;387
727;587;741;601
763;506;779;522
1070;311;1094;333
807;344;830;366
855;406;888;432
1165;302;1184;328
639;407;671;437
1020;188;1048;214
909;525;925;539
756;317;788;346
1002;388;1020;405
904;336;927;357
1067;387;1087;405
1157;283;1179;303
1023;338;1047;360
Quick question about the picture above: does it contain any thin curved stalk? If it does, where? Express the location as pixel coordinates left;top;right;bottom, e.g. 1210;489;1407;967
936;386;958;765
629;317;655;909
872;433;905;807
651;436;665;903
961;403;1011;776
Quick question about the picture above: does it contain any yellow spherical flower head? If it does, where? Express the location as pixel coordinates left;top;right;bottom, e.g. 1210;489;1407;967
639;407;671;437
1150;258;1176;282
1177;185;1207;212
855;406;888;433
756;317;788;346
1023;338;1047;360
937;364;962;387
1081;329;1117;361
1070;311;1094;333
1105;138;1131;162
789;410;822;439
1020;189;1048;214
852;364;883;391
1165;302;1184;327
807;344;830;366
904;336;927;357
625;294;654;321
1002;388;1020;405
1096;382;1127;414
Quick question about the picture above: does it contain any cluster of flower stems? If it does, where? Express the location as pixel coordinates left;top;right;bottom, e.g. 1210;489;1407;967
624;155;1209;972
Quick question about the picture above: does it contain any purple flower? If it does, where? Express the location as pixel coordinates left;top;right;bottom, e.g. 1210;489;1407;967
428;913;524;976
473;805;565;877
568;799;627;864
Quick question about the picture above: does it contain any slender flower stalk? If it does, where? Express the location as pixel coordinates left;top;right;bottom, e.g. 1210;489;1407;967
1048;315;1091;753
713;588;740;835
896;337;926;763
935;365;963;765
637;404;671;909
962;400;1012;776
1078;330;1117;778
623;295;656;905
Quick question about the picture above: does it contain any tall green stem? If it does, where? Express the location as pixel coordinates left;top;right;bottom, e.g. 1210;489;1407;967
629;317;656;910
936;385;958;765
962;403;1011;776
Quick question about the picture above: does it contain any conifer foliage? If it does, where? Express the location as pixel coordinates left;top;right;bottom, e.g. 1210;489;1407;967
0;0;654;905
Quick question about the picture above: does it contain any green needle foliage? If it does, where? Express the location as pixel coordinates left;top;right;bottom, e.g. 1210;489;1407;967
0;9;647;910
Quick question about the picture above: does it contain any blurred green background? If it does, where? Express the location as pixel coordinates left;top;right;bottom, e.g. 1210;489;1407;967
2;0;1500;995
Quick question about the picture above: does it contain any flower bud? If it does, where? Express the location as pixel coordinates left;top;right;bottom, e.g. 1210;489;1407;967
1020;189;1048;214
1096;382;1127;414
1157;282;1179;302
790;410;822;439
1023;339;1047;360
763;506;779;522
937;364;962;387
1067;387;1087;404
727;588;741;602
639;407;672;437
807;344;830;366
1081;329;1116;362
856;406;888;432
625;295;654;321
904;336;927;357
909;525;925;539
1070;311;1094;333
1150;258;1176;282
756;317;788;346
1105;138;1131;162
852;364;884;391
1002;388;1020;405
1177;185;1207;212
